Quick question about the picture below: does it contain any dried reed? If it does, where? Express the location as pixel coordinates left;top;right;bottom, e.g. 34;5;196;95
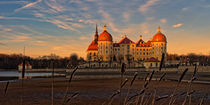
4;81;9;96
62;66;78;105
124;72;138;105
159;53;165;71
168;68;188;105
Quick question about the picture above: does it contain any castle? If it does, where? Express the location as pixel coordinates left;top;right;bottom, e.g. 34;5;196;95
85;25;167;68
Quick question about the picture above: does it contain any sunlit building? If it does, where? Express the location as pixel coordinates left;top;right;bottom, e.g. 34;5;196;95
85;25;167;68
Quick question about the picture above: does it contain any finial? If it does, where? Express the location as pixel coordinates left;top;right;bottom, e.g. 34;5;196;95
157;26;161;32
104;24;107;31
124;35;127;38
140;35;142;40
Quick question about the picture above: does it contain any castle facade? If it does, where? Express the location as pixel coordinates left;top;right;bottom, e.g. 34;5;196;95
85;25;167;68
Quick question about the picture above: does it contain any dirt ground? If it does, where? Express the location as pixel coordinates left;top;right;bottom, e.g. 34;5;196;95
0;77;210;105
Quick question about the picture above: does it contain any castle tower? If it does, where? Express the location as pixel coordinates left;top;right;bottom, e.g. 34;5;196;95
151;26;167;61
98;25;113;61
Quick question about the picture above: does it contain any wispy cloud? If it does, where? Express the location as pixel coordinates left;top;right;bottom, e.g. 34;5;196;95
0;1;26;4
15;0;42;12
160;18;167;23
98;9;120;33
44;0;65;13
182;7;189;11
0;42;6;46
122;11;131;22
45;19;78;32
172;23;183;28
138;0;160;14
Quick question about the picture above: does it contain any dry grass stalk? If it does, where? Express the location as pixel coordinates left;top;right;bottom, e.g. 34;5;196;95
120;63;126;105
199;94;208;105
51;61;55;105
169;68;188;105
159;53;165;71
64;92;79;105
159;73;166;82
182;65;197;105
4;81;9;96
124;72;138;105
127;71;155;104
106;78;128;105
62;66;78;105
151;90;156;105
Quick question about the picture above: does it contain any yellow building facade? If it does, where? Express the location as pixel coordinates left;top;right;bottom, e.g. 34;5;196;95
86;25;167;67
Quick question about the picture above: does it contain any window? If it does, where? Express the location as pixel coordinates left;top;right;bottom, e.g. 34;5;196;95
143;53;145;55
143;49;145;51
137;49;138;51
132;45;134;47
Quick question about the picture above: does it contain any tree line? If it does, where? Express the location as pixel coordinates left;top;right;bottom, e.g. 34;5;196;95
0;53;85;70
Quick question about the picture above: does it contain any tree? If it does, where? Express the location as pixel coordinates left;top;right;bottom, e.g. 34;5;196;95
68;54;79;68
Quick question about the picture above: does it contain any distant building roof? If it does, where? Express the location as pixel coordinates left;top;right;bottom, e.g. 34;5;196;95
145;57;160;62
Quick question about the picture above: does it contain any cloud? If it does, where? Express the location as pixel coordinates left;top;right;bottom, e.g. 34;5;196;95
122;12;131;22
0;42;6;46
160;18;167;23
45;0;65;13
0;16;4;19
182;7;189;11
0;1;26;4
172;23;183;28
79;36;90;40
138;0;160;14
203;5;210;8
45;19;78;32
15;0;42;12
34;12;44;18
98;9;120;33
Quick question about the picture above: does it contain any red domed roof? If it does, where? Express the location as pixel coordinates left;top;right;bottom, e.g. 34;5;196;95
98;31;112;41
98;25;112;41
87;40;98;51
152;27;167;42
152;32;167;42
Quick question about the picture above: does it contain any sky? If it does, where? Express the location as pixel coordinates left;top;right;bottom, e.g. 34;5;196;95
0;0;210;58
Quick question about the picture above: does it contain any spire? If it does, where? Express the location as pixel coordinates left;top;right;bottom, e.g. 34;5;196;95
94;24;98;43
95;24;98;35
104;24;107;31
157;26;161;32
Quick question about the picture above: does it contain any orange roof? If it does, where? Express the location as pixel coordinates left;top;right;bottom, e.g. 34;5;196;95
136;40;152;47
87;40;98;51
98;31;112;41
118;36;134;44
145;57;160;62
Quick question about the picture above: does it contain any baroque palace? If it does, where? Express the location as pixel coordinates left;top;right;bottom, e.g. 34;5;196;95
84;25;167;68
